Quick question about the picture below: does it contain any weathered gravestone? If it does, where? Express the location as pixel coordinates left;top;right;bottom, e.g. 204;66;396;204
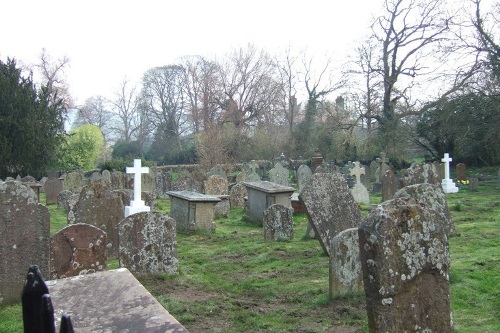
45;177;63;205
229;183;247;209
329;228;363;298
111;171;127;190
297;164;313;192
0;181;50;305
263;204;294;241
400;162;441;187
63;172;84;193
47;269;189;332
206;165;227;179
382;169;400;201
171;174;203;192
358;183;454;333
350;161;370;205
71;183;125;256
469;177;479;191
118;212;178;274
57;190;73;211
155;171;173;198
456;162;466;182
50;224;107;279
101;169;111;185
269;163;290;186
204;175;230;218
299;173;362;256
90;171;103;185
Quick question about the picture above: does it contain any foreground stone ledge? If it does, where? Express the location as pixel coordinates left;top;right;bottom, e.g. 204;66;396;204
47;268;189;332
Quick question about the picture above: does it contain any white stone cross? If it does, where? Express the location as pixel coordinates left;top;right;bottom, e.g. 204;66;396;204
350;161;365;185
441;153;459;193
125;159;151;217
441;153;452;180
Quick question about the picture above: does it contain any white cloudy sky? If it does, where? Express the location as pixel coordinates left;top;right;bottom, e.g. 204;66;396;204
1;0;384;105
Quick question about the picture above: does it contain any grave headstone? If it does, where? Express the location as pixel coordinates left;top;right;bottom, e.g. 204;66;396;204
441;153;459;193
361;164;371;190
382;169;400;201
329;228;363;298
350;161;370;205
90;171;103;185
71;183;125;256
229;183;247;209
269;163;290;186
204;175;229;195
125;159;151;217
263;204;294;241
111;171;127;190
118;212;178;274
63;172;84;193
101;169;112;185
57;190;73;211
433;161;444;180
45;177;63;205
155;171;173;198
456;163;466;182
298;173;362;256
171;174;203;192
50;224;107;279
358;183;453;332
369;160;379;182
297;164;313;192
0;181;50;305
469;177;479;191
400;162;440;187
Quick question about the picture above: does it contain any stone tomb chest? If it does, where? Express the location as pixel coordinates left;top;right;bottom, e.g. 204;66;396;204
167;190;220;233
243;181;295;225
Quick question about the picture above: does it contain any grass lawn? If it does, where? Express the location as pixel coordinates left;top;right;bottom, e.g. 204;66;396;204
1;171;499;332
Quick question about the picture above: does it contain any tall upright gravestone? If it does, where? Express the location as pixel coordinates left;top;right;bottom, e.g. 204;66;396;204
358;183;454;332
0;181;50;305
299;173;362;256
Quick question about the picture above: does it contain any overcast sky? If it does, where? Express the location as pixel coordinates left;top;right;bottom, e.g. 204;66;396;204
1;0;383;105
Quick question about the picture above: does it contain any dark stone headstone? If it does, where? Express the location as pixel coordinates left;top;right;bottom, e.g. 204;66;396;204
382;169;400;201
456;163;466;181
118;212;178;274
229;183;247;209
298;173;362;256
50;224;107;279
45;177;63;205
0;181;50;305
358;183;454;333
57;190;73;211
263;204;294;241
71;183;125;256
400;162;440;187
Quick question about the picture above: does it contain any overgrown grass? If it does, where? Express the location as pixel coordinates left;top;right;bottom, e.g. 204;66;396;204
1;173;499;333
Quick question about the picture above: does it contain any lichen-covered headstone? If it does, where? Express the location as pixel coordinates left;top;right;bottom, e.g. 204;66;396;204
382;169;400;201
57;190;73;211
299;173;362;256
329;228;363;298
45;177;63;204
229;183;247;208
350;162;370;205
0;181;50;305
50;224;107;279
269;163;290;186
358;183;454;333
111;171;127;190
63;172;84;193
172;175;203;192
297;164;312;192
155;171;173;198
204;175;229;195
71;183;125;256
263;204;294;241
400;162;441;187
118;212;178;274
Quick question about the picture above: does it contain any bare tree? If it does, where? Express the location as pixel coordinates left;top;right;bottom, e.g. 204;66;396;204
472;0;500;79
35;48;74;114
217;44;282;129
181;56;223;134
109;79;142;143
275;47;301;133
75;96;115;143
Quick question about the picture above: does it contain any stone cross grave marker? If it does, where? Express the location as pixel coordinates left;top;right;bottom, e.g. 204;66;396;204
350;161;364;186
441;153;459;193
125;159;151;217
376;151;388;181
350;161;370;205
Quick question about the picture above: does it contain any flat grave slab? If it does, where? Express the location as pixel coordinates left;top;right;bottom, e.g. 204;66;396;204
47;268;189;332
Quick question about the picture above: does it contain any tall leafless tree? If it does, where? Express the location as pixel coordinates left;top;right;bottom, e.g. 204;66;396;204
75;95;115;143
109;79;142;143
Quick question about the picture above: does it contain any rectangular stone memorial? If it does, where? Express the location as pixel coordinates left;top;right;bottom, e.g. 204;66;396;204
167;190;220;233
242;181;295;225
47;268;189;332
